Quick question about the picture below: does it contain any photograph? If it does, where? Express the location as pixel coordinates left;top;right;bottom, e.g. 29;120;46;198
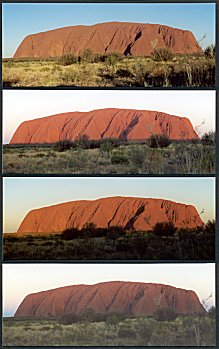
2;3;215;87
3;263;216;346
3;90;215;175
3;177;215;260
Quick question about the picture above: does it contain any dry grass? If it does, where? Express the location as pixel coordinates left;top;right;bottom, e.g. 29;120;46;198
3;316;216;346
3;54;215;87
3;142;215;175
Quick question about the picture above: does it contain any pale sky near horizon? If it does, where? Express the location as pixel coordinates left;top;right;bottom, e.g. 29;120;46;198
3;177;215;233
3;90;215;144
3;264;215;317
3;3;215;57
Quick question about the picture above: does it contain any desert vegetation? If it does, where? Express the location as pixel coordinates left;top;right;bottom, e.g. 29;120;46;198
3;307;216;346
4;220;215;260
3;48;215;87
3;133;215;174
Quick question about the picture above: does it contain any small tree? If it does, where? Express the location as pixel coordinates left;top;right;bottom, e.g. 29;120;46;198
53;140;73;152
99;140;114;155
106;313;121;327
152;221;177;237
77;134;90;149
58;53;78;66
201;131;215;146
148;134;171;148
208;306;216;319
154;307;178;321
152;48;174;61
204;220;215;235
204;45;215;59
80;48;94;63
81;308;96;322
104;52;123;66
59;312;80;325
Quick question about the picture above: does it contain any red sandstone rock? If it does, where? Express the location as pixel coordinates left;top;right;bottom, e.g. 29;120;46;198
13;22;202;58
17;196;203;235
14;281;205;318
10;108;199;144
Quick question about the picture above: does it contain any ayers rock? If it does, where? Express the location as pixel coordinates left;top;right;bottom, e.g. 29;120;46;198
17;196;203;235
13;21;202;58
10;108;199;144
14;281;205;318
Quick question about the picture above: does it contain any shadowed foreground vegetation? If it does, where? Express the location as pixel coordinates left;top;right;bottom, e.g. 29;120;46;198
3;308;216;346
4;221;215;260
3;48;215;87
3;134;215;175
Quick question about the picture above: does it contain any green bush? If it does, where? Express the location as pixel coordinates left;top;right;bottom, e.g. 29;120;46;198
105;52;123;66
152;221;177;237
79;48;95;63
128;146;145;167
118;326;136;338
53;140;73;152
204;45;215;59
201;131;215;146
148;134;171;148
152;48;174;61
61;228;81;240
154;307;178;321
204;220;215;235
99;141;114;154
111;153;129;164
106;313;121;326
135;320;153;343
58;54;78;66
76;134;90;149
59;313;80;325
208;306;216;319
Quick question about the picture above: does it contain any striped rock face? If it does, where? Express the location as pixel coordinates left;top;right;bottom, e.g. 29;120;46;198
14;21;202;58
14;281;205;318
17;196;203;235
10;108;199;144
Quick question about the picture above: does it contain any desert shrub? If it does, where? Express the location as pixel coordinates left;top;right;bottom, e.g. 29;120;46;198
58;54;78;66
118;326;136;338
152;221;177;237
148;134;171;148
106;226;127;240
61;228;81;240
204;220;215;235
59;313;80;325
99;141;114;154
88;140;101;149
105;313;121;326
105;52;123;66
128;146;145;167
111;153;129;164
154;307;178;321
53;140;73;152
130;60;149;86
201;131;215;146
204;45;215;59
152;48;174;61
208;306;216;319
76;134;90;149
135;320;153;343
79;48;95;63
81;308;96;322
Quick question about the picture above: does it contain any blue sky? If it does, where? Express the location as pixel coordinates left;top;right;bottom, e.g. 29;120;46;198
3;264;215;317
3;177;215;233
3;3;215;57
